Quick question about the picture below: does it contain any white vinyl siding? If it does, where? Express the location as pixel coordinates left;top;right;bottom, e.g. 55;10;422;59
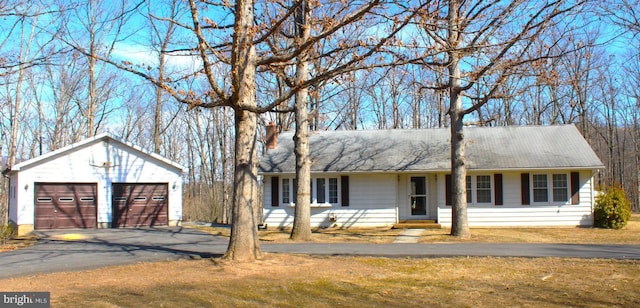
264;169;597;229
438;171;594;227
263;173;397;228
9;136;184;230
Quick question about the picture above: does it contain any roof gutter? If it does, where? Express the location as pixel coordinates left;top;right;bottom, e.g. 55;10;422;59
259;166;606;175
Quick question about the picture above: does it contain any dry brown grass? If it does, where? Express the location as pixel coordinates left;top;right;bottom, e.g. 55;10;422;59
260;226;405;243
189;224;405;243
0;234;38;252
2;216;639;306
188;214;640;244
1;254;638;307
419;214;640;244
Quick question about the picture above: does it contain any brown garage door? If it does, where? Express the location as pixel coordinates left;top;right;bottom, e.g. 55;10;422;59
112;183;168;228
35;183;97;230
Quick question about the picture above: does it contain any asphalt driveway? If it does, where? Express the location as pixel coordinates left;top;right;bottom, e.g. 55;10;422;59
0;227;228;279
1;227;640;279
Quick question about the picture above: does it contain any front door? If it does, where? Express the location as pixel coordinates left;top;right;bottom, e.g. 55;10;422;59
410;177;427;217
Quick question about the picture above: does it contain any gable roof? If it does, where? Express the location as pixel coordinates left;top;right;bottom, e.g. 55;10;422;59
259;124;604;174
7;133;187;173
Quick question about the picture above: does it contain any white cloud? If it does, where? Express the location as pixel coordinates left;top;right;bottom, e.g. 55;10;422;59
111;42;202;73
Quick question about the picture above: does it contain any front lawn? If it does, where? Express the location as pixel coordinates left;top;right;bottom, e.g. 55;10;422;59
1;254;638;307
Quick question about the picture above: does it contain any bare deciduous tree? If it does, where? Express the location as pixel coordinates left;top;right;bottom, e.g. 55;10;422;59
412;0;587;238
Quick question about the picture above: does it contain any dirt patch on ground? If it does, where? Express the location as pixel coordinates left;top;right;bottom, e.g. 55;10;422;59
1;254;638;307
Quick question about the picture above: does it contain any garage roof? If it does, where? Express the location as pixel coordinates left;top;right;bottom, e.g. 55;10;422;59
259;124;604;174
6;133;187;173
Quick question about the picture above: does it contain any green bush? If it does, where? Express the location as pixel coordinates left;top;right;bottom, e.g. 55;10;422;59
594;186;632;229
0;223;16;245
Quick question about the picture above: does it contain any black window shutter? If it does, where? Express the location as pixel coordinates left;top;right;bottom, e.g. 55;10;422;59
341;176;349;207
571;172;580;205
445;174;452;206
494;173;503;206
521;173;530;205
271;176;279;207
293;178;298;202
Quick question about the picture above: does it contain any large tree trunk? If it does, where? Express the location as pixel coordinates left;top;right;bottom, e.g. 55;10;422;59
291;86;311;240
291;0;312;241
449;108;470;238
225;109;262;261
447;0;470;239
224;0;262;261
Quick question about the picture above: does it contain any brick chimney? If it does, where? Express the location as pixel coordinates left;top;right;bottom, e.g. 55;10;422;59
266;121;277;149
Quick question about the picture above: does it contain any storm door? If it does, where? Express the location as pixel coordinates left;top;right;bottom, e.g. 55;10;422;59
410;177;427;216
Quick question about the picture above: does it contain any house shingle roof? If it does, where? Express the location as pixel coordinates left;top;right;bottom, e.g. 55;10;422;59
259;125;604;174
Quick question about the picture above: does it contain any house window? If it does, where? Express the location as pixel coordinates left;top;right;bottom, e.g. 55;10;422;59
282;178;290;204
533;174;548;202
466;176;472;203
476;175;492;203
317;178;326;203
282;177;339;205
531;173;570;204
552;174;569;202
462;175;493;205
329;178;338;203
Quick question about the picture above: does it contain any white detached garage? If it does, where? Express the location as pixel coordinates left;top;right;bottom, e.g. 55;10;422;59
5;133;186;236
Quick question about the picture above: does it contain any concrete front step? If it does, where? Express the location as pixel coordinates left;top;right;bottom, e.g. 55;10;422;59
392;220;441;229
